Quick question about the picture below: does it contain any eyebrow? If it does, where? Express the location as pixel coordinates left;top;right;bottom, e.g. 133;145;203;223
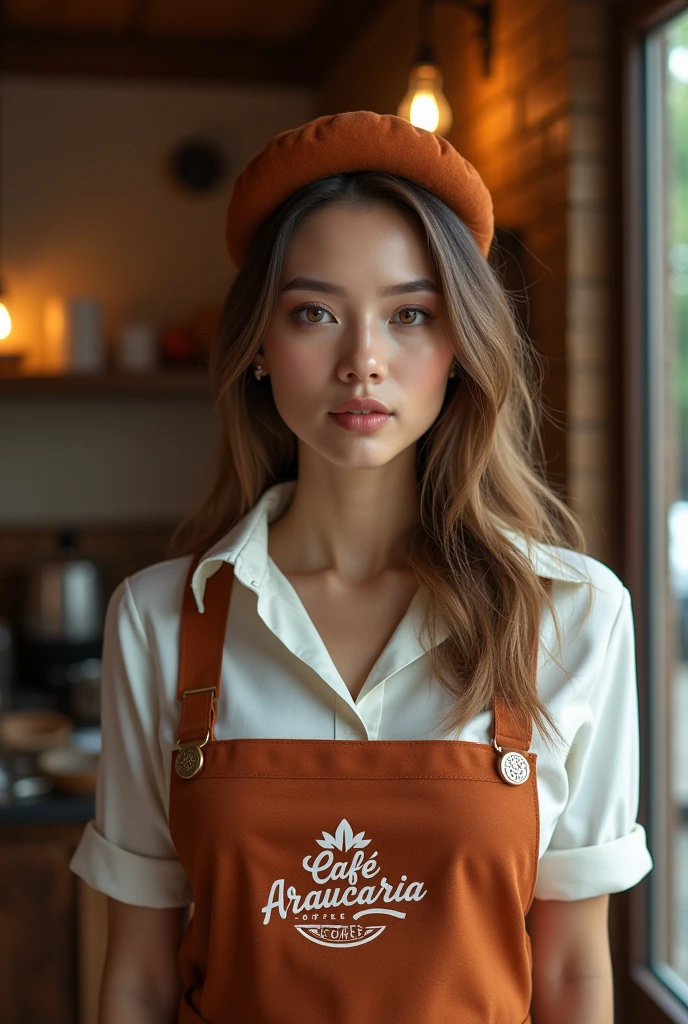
280;276;441;297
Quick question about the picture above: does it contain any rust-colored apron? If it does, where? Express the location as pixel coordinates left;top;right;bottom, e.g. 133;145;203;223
169;553;544;1024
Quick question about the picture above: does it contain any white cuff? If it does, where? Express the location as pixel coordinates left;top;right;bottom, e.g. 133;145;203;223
534;821;654;901
69;819;193;908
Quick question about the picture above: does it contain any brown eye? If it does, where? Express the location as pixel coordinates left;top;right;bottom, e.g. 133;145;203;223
398;309;417;325
394;306;434;326
290;304;333;325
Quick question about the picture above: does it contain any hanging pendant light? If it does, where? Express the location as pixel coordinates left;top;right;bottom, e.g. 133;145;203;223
0;279;12;345
397;0;493;135
0;73;14;352
397;44;453;135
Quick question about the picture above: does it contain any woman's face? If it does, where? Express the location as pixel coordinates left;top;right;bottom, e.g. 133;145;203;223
259;202;455;470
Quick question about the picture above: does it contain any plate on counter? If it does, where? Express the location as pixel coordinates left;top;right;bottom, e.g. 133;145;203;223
37;746;99;795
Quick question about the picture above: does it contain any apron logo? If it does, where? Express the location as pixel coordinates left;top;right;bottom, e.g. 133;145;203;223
260;818;428;948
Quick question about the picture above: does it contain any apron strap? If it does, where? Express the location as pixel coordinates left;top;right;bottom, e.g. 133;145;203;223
177;552;234;746
176;553;551;753
493;576;552;752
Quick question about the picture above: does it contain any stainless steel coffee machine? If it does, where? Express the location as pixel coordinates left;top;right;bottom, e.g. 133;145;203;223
19;528;106;717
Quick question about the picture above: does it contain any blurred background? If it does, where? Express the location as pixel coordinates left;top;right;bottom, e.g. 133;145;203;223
0;0;685;1021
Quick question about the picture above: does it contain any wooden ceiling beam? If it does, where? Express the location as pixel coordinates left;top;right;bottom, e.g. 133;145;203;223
296;0;389;82
0;30;311;84
0;0;390;84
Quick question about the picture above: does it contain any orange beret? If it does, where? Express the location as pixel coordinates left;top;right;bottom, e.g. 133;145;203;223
225;110;494;268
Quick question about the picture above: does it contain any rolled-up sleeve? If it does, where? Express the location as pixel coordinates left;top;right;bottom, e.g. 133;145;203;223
69;577;192;908
534;584;654;900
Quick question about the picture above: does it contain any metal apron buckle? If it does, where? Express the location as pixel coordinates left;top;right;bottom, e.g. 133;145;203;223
176;730;210;778
175;685;217;779
492;737;530;786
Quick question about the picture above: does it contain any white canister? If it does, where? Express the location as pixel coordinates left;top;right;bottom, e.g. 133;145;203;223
65;297;106;373
114;322;159;373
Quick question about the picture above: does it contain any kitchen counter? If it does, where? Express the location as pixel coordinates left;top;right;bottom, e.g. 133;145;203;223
0;687;100;825
0;788;94;825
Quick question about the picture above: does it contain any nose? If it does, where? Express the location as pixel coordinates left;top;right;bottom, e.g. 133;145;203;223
336;318;388;383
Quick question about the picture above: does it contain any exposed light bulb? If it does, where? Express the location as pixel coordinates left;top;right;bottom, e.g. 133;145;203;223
397;62;453;135
0;300;11;343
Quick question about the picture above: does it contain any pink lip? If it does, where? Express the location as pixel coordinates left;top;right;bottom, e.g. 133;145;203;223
329;412;392;433
330;397;391;414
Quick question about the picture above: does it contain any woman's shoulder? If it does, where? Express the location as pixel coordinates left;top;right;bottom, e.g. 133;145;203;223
509;531;627;606
111;553;196;633
531;540;631;653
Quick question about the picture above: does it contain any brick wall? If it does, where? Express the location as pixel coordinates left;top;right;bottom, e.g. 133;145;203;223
568;0;621;561
452;0;572;506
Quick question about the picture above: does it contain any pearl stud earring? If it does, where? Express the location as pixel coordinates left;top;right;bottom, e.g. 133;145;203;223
253;364;264;380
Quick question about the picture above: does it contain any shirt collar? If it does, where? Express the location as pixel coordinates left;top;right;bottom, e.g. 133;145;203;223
191;479;590;613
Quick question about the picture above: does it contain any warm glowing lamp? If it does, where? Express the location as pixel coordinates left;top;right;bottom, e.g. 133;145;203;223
0;90;18;367
397;51;453;135
0;297;11;343
397;1;493;135
0;275;13;348
0;278;22;375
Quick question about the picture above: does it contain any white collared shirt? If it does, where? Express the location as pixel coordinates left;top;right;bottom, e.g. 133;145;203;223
69;480;653;908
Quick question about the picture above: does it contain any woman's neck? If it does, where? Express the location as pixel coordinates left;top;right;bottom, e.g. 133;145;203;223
267;451;420;585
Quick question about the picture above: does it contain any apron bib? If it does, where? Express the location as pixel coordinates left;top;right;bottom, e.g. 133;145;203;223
169;554;543;1024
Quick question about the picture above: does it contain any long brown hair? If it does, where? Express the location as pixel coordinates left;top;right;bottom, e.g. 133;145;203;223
168;171;592;751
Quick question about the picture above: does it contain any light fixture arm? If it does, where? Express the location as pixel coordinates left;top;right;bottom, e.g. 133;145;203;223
421;0;493;77
418;0;435;55
0;57;4;298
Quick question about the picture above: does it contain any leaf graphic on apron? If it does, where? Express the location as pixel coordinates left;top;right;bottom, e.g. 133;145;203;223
316;819;371;851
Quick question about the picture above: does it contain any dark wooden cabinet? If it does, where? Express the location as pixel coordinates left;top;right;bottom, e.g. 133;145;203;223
0;820;106;1024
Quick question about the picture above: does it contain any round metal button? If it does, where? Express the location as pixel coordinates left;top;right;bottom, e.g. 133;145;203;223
498;750;530;786
175;744;204;779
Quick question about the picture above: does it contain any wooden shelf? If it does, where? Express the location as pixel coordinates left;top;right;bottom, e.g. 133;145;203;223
0;368;211;396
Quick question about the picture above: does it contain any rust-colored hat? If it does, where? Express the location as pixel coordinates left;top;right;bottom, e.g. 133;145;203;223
225;110;494;268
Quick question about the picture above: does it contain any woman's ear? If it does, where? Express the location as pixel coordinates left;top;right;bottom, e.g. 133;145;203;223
251;351;270;379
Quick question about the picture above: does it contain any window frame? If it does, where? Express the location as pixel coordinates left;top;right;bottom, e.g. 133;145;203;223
623;0;688;1020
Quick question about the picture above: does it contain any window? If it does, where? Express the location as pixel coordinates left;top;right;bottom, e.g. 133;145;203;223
631;7;688;1016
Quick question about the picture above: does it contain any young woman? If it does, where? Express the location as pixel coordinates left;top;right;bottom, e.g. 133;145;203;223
70;111;653;1024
